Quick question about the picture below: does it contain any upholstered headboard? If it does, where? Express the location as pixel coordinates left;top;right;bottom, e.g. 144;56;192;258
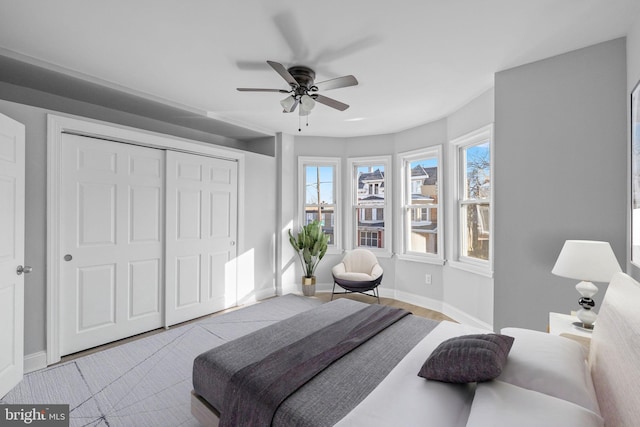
589;272;640;427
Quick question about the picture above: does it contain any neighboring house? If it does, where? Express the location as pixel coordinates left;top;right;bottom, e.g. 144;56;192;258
410;165;438;254
357;169;385;248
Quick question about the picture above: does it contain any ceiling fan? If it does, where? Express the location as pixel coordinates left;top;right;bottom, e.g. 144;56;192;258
237;60;358;117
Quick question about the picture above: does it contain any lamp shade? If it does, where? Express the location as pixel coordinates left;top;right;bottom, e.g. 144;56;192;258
551;240;622;283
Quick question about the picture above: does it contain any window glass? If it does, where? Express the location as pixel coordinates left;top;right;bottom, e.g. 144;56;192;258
303;164;336;245
404;155;440;256
460;140;491;261
463;142;491;200
353;163;388;250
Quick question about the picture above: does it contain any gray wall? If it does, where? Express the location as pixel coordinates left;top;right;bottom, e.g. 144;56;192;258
238;151;277;303
0;82;253;152
444;89;495;326
494;38;627;331
627;16;640;279
0;99;49;355
277;133;298;294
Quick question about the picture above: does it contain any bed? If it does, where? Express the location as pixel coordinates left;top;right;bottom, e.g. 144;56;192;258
191;272;640;427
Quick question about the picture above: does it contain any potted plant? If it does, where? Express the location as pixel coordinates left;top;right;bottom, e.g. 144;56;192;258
288;220;329;296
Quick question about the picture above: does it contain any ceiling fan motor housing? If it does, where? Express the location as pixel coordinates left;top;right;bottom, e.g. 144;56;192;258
288;66;316;92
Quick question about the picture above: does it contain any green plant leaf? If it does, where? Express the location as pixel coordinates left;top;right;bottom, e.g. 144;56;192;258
288;221;329;278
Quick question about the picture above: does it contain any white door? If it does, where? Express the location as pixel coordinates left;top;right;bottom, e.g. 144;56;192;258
165;151;238;326
60;134;164;356
0;114;25;398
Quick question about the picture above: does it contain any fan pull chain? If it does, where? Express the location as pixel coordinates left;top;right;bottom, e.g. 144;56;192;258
298;113;310;132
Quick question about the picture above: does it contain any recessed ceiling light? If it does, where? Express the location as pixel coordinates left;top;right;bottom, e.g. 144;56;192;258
345;117;365;122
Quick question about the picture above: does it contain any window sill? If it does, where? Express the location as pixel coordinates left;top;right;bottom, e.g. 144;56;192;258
325;247;344;256
396;254;445;265
448;260;493;278
372;250;393;259
347;249;393;258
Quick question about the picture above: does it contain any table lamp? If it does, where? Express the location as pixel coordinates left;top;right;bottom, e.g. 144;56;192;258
551;240;622;329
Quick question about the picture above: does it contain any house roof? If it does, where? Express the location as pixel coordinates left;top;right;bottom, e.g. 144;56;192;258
411;165;437;185
358;169;385;189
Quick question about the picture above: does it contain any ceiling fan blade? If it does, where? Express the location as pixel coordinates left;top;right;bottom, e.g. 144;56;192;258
237;88;290;93
313;94;349;111
267;60;298;87
283;99;299;113
314;75;358;91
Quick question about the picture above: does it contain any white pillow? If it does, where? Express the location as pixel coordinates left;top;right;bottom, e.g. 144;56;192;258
466;381;604;427
498;327;599;414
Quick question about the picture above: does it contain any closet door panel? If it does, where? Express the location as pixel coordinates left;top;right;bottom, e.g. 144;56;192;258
128;258;161;319
165;151;238;326
60;134;164;356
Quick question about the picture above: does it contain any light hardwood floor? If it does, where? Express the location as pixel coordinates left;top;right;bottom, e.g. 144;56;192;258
59;292;453;363
313;292;456;322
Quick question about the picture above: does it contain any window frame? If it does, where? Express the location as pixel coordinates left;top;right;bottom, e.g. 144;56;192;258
297;157;342;254
397;146;444;264
449;124;494;277
347;155;392;257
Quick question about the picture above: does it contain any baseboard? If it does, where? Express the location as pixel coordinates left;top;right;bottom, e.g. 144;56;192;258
287;283;493;330
391;289;493;331
24;351;47;373
254;287;277;301
392;289;445;314
440;302;493;331
314;283;333;292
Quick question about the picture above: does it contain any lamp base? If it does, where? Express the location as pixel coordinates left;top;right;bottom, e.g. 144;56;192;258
575;281;598;329
572;321;594;330
576;306;597;329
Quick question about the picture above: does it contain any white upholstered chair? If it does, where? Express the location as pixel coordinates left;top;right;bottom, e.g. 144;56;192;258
331;249;383;303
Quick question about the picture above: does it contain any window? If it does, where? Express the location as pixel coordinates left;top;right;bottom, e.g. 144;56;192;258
450;125;493;275
399;147;443;262
348;156;391;254
360;231;378;248
298;157;341;251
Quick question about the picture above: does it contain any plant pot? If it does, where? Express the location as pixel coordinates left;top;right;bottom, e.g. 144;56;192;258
302;276;316;296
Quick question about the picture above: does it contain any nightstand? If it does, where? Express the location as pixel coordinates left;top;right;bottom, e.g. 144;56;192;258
548;312;592;349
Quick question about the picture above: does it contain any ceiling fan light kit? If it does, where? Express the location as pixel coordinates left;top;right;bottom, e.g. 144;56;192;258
300;94;315;111
237;60;358;131
280;95;296;112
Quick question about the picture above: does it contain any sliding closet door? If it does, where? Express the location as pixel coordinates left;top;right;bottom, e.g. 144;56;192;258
165;151;238;327
59;134;164;356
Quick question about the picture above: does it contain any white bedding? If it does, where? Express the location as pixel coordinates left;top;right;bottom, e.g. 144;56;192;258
334;319;603;427
499;327;599;413
467;381;603;427
334;321;488;427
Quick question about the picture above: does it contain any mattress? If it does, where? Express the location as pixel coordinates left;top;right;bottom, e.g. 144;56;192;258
192;298;439;426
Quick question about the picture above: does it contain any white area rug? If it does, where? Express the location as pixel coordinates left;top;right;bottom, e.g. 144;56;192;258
1;294;322;427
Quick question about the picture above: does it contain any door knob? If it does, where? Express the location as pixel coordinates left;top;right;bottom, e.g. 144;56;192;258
64;254;73;261
16;265;33;275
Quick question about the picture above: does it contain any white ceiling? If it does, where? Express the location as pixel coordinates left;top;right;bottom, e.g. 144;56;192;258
0;0;639;138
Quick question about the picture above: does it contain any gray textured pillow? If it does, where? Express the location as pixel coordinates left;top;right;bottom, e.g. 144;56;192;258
418;334;514;383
